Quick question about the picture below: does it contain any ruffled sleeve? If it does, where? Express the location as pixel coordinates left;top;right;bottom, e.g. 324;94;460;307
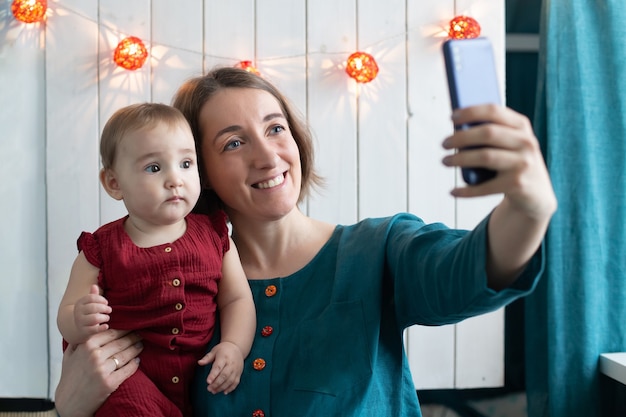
77;231;103;269
208;209;230;254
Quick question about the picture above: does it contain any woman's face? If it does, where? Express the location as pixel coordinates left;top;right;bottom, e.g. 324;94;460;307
198;87;302;222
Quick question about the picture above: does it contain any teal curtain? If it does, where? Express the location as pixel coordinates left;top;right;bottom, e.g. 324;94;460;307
526;0;626;416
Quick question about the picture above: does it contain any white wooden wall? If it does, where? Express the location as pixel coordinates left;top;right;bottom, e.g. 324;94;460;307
0;0;505;399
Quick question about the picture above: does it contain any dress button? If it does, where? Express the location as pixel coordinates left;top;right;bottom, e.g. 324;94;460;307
252;358;266;371
172;376;179;384
264;285;277;297
172;278;181;287
261;326;273;337
252;410;265;417
164;247;172;253
172;328;180;335
175;303;183;311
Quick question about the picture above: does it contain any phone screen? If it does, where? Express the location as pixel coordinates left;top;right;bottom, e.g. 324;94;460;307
442;37;501;185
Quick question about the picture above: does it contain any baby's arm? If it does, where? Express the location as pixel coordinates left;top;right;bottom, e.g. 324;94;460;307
199;238;256;395
57;252;112;344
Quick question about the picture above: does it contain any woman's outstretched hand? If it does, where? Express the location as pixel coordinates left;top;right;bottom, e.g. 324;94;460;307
442;104;557;290
442;104;556;220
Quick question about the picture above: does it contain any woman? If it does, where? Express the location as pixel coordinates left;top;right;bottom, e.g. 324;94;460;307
55;67;556;417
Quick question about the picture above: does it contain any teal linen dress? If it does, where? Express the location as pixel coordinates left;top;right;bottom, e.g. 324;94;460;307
192;213;543;417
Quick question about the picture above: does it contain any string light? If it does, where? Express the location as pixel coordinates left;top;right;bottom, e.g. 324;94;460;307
11;2;480;83
345;52;379;83
113;36;149;71
234;60;261;76
447;15;481;39
11;0;47;23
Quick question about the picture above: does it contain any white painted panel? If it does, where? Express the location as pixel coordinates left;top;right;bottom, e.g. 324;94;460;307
357;0;408;219
0;1;47;397
204;0;255;71
45;0;100;398
456;310;505;388
98;0;152;225
454;0;507;389
0;1;515;401
405;3;458;389
407;4;457;225
408;325;456;389
256;0;307;121
306;1;358;224
151;0;204;104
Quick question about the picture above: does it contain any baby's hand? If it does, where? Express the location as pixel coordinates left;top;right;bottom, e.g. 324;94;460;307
73;285;112;339
198;341;244;395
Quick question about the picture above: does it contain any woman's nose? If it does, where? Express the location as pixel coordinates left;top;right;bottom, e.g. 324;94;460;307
251;138;279;169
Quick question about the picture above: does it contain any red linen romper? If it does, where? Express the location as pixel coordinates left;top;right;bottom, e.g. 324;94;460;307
78;212;229;417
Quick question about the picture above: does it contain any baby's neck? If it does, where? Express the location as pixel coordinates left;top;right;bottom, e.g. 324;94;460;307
123;216;188;248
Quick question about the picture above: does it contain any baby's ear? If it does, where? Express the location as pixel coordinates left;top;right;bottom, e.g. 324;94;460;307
100;168;123;201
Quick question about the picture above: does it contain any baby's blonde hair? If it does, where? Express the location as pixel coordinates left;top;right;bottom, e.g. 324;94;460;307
100;103;191;169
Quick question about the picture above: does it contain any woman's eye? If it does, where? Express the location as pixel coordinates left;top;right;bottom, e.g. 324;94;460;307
145;164;160;173
270;125;285;134
224;139;242;151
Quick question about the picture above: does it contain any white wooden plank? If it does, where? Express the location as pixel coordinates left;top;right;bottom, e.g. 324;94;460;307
204;0;255;71
45;0;100;398
256;0;307;122
98;0;152;225
305;1;359;224
356;0;408;219
405;1;458;390
151;0;204;104
456;310;505;388
0;1;517;399
408;325;455;389
0;0;48;397
454;0;506;389
407;4;457;226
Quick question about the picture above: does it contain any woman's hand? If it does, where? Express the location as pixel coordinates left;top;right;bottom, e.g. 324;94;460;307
442;104;556;220
55;330;142;417
442;104;557;289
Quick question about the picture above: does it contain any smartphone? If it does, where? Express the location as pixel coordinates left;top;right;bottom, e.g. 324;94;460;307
442;37;501;185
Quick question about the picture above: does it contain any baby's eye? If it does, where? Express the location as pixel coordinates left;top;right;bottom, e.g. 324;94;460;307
145;164;160;173
181;160;192;169
224;139;242;151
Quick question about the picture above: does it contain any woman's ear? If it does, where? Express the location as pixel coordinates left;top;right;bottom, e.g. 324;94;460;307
100;168;123;201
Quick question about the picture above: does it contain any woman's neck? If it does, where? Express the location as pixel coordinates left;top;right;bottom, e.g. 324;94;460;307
230;208;335;279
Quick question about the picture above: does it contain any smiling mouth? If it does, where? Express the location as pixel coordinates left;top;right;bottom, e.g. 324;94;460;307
254;173;285;189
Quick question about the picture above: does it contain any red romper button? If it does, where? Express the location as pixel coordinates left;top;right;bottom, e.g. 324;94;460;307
252;410;265;417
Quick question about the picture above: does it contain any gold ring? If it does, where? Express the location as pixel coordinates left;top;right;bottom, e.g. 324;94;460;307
111;356;120;370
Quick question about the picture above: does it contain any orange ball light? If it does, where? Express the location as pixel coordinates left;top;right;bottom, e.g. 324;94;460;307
234;60;261;76
345;52;378;83
11;0;47;23
448;15;481;39
114;36;149;71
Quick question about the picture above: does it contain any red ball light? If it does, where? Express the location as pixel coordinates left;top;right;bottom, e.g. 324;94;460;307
345;52;379;83
11;0;47;23
114;36;149;71
234;60;261;76
448;15;481;39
